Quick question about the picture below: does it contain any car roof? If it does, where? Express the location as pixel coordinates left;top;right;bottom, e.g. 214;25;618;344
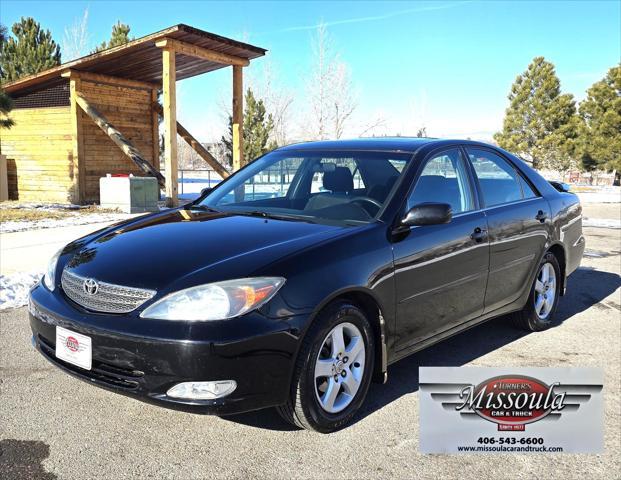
277;137;496;153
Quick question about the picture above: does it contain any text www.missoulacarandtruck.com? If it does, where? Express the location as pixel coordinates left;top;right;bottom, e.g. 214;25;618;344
457;445;564;453
456;437;564;453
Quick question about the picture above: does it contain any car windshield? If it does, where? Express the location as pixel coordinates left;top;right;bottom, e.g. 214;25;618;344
198;150;412;225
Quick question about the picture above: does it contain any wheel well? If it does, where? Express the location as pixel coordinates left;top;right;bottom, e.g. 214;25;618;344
333;291;386;381
547;244;566;295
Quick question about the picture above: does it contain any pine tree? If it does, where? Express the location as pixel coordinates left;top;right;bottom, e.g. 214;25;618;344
0;24;7;80
578;65;621;172
494;57;579;170
0;24;14;129
221;89;276;169
0;89;14;129
94;21;133;52
0;17;61;82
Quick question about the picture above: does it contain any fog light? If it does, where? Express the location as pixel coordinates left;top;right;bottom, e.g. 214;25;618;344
166;380;237;400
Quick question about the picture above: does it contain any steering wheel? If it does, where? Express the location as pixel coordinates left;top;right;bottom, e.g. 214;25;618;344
348;196;383;216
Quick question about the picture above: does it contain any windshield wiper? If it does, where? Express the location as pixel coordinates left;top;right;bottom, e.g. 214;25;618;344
236;210;315;223
183;204;219;213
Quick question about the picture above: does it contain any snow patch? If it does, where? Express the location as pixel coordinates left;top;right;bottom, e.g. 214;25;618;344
582;218;621;229
1;212;135;234
0;270;42;310
576;191;621;204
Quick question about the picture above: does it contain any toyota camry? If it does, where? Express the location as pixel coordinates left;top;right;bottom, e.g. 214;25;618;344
29;138;584;432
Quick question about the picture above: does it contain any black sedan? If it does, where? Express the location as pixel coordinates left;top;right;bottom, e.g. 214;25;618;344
29;138;584;432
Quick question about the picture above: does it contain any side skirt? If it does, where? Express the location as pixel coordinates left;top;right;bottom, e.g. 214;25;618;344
388;300;525;366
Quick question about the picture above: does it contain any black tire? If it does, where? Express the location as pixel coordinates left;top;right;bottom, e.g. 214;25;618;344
513;251;561;332
277;301;375;433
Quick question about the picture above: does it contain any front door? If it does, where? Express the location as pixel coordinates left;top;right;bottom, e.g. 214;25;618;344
392;148;489;351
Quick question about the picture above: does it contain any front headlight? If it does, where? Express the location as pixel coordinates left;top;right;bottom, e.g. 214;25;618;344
139;277;286;321
43;247;64;291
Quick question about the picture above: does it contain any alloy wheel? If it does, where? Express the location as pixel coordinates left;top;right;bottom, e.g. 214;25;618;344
313;322;366;414
534;262;556;320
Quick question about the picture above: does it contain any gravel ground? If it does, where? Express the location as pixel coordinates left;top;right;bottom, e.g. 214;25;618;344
0;222;619;479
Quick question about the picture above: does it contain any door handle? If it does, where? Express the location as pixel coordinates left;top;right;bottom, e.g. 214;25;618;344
536;210;547;223
471;227;487;242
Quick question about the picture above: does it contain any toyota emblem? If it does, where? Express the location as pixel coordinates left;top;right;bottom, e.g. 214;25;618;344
83;278;99;295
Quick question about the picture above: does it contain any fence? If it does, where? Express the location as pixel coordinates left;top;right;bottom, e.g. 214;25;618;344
178;169;224;196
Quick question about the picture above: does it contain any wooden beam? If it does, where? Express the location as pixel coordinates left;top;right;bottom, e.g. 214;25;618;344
155;38;249;67
162;46;178;206
75;93;165;187
153;103;230;179
68;76;84;203
61;69;160;90
177;122;230;180
232;65;244;171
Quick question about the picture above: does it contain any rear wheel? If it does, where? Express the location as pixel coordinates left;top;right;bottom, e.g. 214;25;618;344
277;301;375;432
513;252;561;331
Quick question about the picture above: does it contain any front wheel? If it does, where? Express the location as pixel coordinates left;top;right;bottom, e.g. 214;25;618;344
513;252;561;331
277;301;375;432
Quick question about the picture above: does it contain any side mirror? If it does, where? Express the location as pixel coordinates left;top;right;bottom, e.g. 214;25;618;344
549;181;571;193
401;202;452;227
200;187;213;197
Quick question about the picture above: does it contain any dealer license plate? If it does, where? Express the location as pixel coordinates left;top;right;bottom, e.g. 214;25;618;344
55;326;92;370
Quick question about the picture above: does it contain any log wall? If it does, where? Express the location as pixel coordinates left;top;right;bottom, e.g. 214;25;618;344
0;105;75;202
0;77;159;204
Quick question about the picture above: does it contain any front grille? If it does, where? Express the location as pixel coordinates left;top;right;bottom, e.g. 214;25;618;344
61;269;156;314
38;335;143;390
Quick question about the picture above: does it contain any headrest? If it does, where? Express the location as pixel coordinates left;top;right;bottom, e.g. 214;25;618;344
416;175;447;190
323;166;354;192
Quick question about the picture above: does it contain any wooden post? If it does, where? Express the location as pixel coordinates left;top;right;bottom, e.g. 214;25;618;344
232;65;244;172
69;76;84;203
151;89;160;171
162;46;178;207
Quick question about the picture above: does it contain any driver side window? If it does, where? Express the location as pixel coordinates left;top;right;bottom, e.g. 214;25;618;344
407;149;474;214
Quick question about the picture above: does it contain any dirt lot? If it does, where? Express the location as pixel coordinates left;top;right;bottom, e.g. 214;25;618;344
0;210;619;479
0;204;120;224
582;202;621;221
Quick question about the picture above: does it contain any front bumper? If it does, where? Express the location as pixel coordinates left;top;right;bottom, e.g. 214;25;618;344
29;282;306;415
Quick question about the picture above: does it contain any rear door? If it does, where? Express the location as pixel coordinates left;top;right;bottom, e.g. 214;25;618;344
464;147;550;313
392;147;489;351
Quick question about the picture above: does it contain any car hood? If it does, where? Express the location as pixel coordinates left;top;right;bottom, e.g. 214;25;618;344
63;209;349;292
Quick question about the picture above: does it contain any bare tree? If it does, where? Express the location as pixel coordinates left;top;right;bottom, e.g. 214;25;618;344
307;23;330;140
248;59;294;146
358;114;387;137
62;9;90;61
305;23;358;140
332;62;356;139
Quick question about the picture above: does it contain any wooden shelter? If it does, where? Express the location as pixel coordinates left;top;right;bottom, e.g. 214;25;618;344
0;24;266;205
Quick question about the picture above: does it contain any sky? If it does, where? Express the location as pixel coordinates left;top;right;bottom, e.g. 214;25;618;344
2;0;620;142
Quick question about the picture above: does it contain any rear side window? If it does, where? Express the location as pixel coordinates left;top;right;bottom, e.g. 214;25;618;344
518;174;538;199
466;148;526;207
